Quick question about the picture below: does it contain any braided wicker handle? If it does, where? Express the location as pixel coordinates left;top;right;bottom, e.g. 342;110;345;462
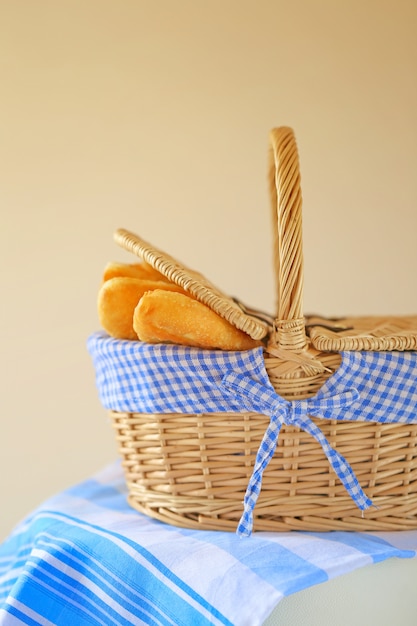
269;127;307;351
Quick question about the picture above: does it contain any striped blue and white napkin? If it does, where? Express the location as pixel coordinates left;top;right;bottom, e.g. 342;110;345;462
0;462;416;626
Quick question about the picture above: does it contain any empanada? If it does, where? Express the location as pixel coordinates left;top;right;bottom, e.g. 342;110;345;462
98;277;186;340
133;289;262;351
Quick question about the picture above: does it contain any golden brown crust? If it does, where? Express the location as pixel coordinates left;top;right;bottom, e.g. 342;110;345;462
133;289;262;351
102;261;169;283
98;277;186;339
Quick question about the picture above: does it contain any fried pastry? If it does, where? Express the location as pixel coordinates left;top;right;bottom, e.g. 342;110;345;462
98;277;186;340
133;289;262;351
102;261;169;284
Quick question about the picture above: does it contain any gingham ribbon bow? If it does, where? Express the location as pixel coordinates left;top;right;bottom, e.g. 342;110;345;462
222;372;372;537
89;335;417;537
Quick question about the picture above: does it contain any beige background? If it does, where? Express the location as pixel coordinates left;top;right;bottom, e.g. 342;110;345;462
0;0;416;544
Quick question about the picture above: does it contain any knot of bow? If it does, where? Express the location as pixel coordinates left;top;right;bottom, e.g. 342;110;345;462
221;372;372;537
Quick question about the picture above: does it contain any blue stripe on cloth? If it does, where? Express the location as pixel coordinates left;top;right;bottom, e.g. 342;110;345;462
63;479;134;515
0;545;32;576
1;512;232;626
4;604;50;626
174;529;328;595
9;577;112;626
3;546;162;625
306;531;417;561
24;547;169;626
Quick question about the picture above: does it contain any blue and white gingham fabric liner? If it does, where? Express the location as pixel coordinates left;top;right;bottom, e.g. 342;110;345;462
87;332;417;536
0;462;416;626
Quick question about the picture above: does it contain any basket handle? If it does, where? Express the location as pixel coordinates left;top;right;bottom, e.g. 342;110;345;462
269;127;307;351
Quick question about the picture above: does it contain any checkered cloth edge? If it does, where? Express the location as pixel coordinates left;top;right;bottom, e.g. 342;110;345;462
88;332;417;536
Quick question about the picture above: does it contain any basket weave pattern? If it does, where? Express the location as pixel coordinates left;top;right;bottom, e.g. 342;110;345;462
110;128;417;532
113;410;417;532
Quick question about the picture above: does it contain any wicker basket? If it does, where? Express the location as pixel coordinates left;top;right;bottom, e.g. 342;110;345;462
106;127;417;533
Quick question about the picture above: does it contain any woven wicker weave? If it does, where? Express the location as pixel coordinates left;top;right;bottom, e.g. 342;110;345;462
111;127;417;532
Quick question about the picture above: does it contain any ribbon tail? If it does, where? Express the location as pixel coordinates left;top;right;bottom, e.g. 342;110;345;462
329;450;373;510
237;411;284;538
297;415;373;510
